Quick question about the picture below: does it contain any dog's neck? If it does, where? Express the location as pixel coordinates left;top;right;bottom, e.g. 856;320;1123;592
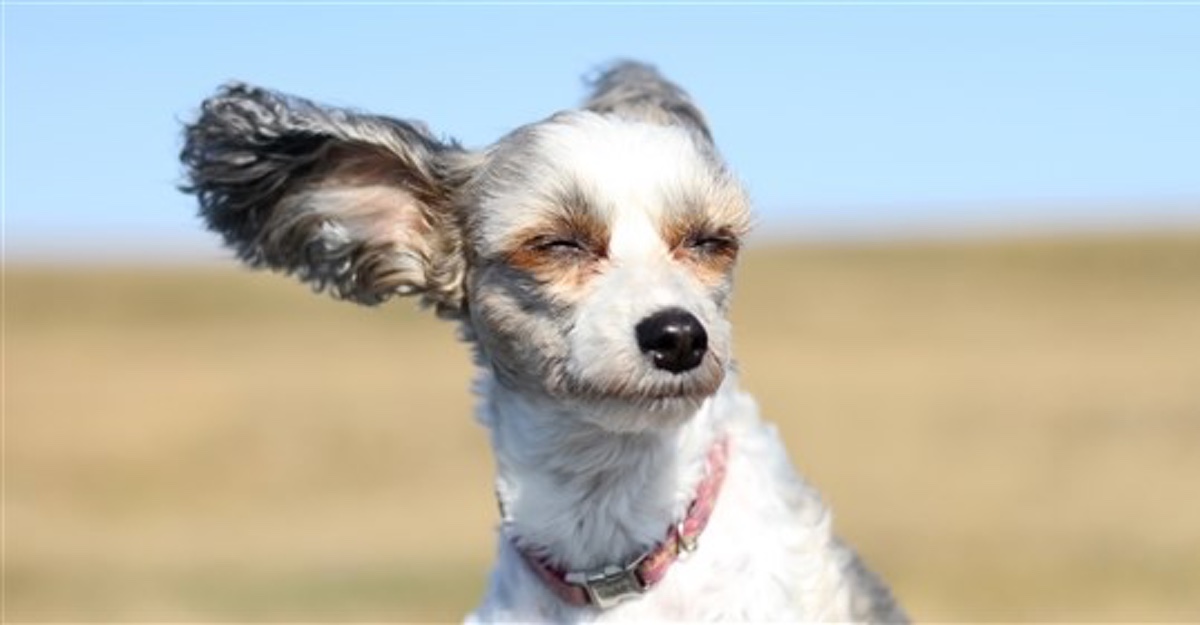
478;375;726;572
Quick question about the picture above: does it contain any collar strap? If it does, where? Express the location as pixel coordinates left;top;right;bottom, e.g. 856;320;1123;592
513;436;730;609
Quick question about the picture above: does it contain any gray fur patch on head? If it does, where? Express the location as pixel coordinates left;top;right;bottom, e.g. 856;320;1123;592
466;260;575;393
180;83;475;316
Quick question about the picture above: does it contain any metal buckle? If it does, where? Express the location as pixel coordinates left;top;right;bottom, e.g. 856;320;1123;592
676;521;698;555
564;553;648;608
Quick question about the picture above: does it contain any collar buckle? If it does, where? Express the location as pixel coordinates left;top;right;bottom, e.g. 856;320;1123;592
564;553;648;608
676;520;698;555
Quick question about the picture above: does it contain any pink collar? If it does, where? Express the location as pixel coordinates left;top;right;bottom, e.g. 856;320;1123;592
510;436;730;609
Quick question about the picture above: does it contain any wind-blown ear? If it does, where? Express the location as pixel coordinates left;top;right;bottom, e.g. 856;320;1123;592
583;60;714;145
180;83;474;316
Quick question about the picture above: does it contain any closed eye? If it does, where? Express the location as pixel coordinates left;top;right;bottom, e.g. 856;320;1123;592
685;233;739;257
534;237;588;253
524;234;604;260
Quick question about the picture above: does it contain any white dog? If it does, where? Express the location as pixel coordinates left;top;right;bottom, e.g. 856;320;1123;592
181;60;906;622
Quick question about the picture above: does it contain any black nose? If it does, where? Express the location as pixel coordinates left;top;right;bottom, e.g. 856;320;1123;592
635;308;708;374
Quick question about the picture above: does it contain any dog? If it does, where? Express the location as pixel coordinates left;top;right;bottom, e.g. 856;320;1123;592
180;61;906;623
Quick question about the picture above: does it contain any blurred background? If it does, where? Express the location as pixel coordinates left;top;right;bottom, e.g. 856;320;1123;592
5;2;1200;621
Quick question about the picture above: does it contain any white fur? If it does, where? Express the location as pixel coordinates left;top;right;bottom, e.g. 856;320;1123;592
471;373;862;622
535;114;713;228
464;114;896;622
473;114;718;260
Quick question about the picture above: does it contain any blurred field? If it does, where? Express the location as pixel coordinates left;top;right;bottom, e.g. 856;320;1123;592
6;231;1200;622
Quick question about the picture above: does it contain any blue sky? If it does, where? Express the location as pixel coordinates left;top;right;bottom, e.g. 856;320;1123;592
5;2;1200;260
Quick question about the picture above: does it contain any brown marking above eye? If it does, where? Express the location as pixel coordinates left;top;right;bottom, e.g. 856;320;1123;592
663;212;743;260
503;190;610;290
663;213;745;287
661;183;751;284
508;222;607;271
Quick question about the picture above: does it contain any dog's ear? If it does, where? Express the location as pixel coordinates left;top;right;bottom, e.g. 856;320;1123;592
181;83;474;317
583;60;713;145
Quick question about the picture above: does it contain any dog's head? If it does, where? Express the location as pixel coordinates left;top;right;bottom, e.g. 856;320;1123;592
181;62;751;431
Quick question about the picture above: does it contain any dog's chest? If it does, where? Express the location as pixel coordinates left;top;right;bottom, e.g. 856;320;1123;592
472;437;856;622
600;466;851;621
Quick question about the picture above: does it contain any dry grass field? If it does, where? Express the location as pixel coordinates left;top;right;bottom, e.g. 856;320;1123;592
6;231;1200;622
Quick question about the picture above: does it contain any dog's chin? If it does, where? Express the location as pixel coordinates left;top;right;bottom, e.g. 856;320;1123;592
570;394;708;433
559;365;725;433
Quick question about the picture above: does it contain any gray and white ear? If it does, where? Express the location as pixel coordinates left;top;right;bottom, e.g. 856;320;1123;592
180;83;475;317
583;60;713;145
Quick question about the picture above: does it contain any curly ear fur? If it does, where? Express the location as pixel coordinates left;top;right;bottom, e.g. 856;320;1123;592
180;83;473;316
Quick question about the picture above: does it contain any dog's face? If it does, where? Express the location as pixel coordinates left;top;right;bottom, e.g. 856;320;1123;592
465;113;750;429
181;65;749;431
